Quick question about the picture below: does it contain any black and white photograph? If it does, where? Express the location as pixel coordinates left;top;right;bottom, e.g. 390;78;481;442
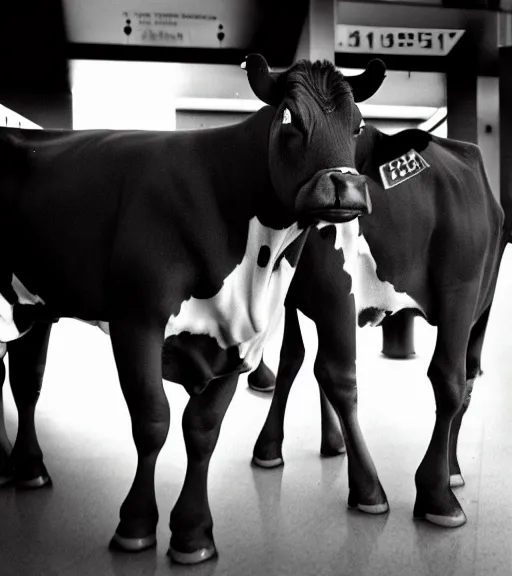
0;1;511;574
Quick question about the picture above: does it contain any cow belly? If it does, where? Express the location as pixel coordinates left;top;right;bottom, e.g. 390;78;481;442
335;223;424;327
164;217;302;379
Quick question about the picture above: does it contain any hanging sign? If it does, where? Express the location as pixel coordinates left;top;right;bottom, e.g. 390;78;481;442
336;25;465;56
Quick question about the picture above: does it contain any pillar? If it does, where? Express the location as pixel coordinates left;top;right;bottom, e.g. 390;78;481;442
500;45;512;239
446;35;478;143
295;0;336;62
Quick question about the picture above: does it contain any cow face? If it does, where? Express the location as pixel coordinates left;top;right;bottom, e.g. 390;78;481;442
243;54;386;225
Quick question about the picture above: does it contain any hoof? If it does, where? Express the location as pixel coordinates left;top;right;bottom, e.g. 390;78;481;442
109;532;157;552
252;455;284;469
17;475;52;490
320;445;347;458
168;545;217;565
348;501;389;515
414;510;467;528
247;382;275;393
450;474;465;488
0;474;13;488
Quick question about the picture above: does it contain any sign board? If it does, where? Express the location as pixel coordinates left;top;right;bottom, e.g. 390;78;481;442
336;25;465;56
64;0;258;49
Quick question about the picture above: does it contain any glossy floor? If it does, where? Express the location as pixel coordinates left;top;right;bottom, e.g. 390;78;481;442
1;248;512;576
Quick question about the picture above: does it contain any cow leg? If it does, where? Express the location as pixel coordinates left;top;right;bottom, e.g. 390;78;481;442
0;353;13;486
108;320;169;553
252;306;305;468
381;309;416;359
247;358;276;393
413;290;476;528
314;323;388;514
449;306;490;488
8;322;52;488
319;387;346;457
169;373;238;564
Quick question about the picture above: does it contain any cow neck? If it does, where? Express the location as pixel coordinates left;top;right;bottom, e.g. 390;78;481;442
355;125;383;175
217;106;297;231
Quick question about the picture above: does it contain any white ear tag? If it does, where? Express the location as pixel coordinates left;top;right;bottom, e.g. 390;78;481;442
282;108;292;125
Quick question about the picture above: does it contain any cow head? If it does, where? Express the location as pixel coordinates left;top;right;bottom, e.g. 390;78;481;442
242;54;386;225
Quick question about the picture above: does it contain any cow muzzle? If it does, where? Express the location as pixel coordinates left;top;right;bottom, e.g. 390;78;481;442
295;167;372;224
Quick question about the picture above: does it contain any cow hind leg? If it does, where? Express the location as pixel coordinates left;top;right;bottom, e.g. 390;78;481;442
252;306;305;468
108;320;170;553
449;306;490;488
7;322;52;489
247;358;276;393
0;353;13;486
169;373;237;565
312;298;388;514
413;289;477;528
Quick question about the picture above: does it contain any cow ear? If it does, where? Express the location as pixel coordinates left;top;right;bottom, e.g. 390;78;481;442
241;53;284;107
345;59;386;103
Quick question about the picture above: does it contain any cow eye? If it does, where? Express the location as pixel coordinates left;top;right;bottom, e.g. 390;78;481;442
354;119;365;137
282;108;292;125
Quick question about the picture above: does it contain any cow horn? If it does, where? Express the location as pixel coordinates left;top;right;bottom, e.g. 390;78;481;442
241;53;283;107
345;59;386;103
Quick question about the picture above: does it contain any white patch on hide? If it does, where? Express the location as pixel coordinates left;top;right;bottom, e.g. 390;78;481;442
0;275;45;342
165;216;302;371
333;221;423;326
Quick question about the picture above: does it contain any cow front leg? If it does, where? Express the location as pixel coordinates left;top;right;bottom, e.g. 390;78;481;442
8;322;52;488
0;354;13;486
252;307;305;468
247;358;276;393
449;306;490;488
413;292;476;528
109;320;170;552
169;373;238;564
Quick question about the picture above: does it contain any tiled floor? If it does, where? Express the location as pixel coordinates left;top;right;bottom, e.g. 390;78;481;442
1;247;512;576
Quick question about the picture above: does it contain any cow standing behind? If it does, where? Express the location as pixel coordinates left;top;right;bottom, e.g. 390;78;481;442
249;124;507;528
0;55;386;564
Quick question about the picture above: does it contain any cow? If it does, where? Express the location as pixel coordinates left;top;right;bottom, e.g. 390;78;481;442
249;124;507;528
0;54;386;565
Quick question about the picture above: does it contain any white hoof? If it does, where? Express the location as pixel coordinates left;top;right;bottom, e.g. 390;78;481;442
450;474;465;488
110;532;156;552
416;511;467;528
17;475;50;489
168;545;217;564
252;455;284;468
348;501;389;514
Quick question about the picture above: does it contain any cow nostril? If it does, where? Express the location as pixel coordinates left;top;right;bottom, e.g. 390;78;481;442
334;191;341;209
